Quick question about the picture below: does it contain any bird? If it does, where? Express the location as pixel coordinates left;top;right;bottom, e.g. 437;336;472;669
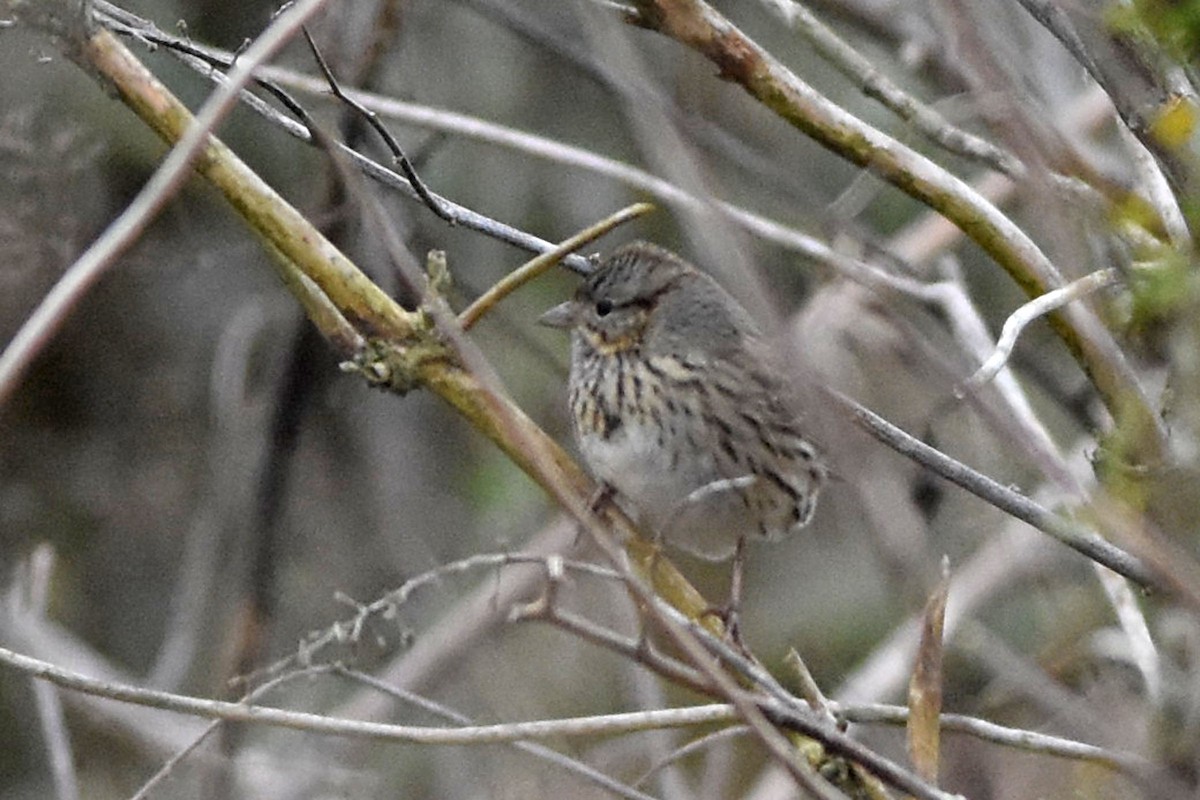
538;241;826;568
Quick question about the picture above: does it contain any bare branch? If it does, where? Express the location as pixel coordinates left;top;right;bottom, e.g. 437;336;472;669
826;389;1160;591
242;552;623;686
1012;0;1198;203
21;547;80;800
459;202;654;330
93;1;596;274
1;644;742;745
129;668;327;800
963;269;1121;391
301;26;453;223
839;703;1157;778
762;0;1022;176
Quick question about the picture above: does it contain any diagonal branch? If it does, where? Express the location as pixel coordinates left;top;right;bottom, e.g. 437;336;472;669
826;389;1162;593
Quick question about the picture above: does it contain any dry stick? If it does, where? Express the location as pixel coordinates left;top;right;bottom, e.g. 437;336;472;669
521;603;958;800
783;649;836;725
826;389;1159;591
772;0;1178;244
634;727;751;789
514;561;842;799
22;547;81;800
301;26;452;223
513;601;714;697
0;645;740;744
839;704;1154;777
1011;0;1196;204
763;0;1022;177
459;202;656;330
624;0;1166;465
0;0;337;410
240;553;624;686
888;87;1114;266
962;268;1121;391
0;640;993;800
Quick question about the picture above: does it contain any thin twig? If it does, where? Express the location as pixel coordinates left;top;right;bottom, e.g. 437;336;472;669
838;703;1155;777
826;389;1159;591
784;649;837;725
459;202;654;330
1011;0;1195;203
240;552;623;686
633;727;750;789
512;597;715;697
762;0;1022;176
0;645;739;745
301;26;453;222
22;547;80;800
518;580;960;800
1092;565;1161;703
962;268;1121;391
93;4;854;274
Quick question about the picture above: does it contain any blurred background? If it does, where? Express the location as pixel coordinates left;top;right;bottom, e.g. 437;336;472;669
2;1;1198;798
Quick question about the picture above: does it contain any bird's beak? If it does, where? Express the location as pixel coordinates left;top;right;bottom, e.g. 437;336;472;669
537;301;577;329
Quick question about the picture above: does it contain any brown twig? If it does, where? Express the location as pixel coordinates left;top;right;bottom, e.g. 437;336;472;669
459;202;654;330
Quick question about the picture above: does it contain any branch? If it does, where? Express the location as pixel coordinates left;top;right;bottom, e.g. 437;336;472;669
242;552;626;686
93;5;848;273
459;202;654;330
129;668;325;800
1012;0;1198;204
826;389;1161;592
839;703;1155;778
963;268;1122;391
0;645;737;744
762;0;1022;177
517;582;962;800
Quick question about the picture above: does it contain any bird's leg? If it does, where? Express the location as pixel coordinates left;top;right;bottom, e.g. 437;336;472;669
697;536;749;650
588;481;617;514
573;482;618;550
726;535;748;649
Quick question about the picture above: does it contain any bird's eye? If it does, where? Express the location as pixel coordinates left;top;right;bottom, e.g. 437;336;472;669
595;299;614;317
